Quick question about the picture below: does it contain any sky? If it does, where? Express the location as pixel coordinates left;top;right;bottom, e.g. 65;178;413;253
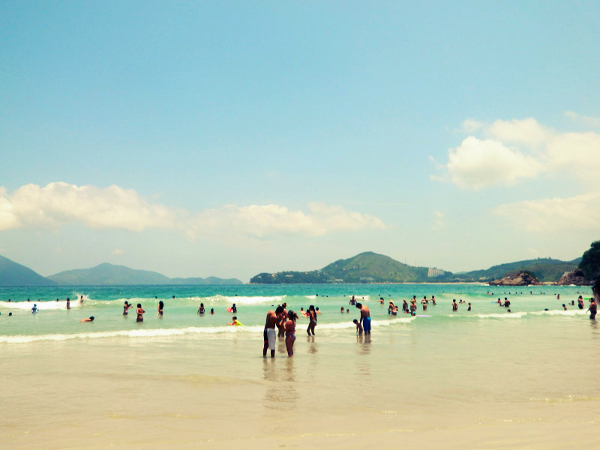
1;1;599;281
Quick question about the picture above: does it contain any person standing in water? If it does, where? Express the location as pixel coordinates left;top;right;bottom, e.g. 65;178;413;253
263;308;280;358
452;299;458;311
198;303;205;314
578;296;585;310
158;301;164;317
356;302;371;335
422;296;428;312
123;301;132;316
136;304;145;323
587;279;599;320
307;305;317;336
66;298;71;310
285;310;298;357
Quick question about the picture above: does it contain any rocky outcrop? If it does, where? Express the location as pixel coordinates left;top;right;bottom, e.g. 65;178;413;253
556;269;591;286
489;271;541;286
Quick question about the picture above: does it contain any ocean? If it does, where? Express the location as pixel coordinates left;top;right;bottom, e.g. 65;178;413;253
1;283;597;449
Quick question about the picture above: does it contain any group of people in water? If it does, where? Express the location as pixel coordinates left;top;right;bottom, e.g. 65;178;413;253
262;297;372;358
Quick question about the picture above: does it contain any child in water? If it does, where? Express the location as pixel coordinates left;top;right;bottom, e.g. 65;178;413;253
228;316;243;326
353;319;363;335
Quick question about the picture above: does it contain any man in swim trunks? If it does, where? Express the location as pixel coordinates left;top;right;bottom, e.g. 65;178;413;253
263;307;281;358
356;303;371;335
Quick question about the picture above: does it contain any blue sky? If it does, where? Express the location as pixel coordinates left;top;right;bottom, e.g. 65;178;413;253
1;1;599;280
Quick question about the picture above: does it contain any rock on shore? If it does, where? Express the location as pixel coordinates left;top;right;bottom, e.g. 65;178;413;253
556;269;590;286
489;271;541;286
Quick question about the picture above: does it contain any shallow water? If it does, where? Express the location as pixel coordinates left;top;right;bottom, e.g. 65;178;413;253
1;284;597;449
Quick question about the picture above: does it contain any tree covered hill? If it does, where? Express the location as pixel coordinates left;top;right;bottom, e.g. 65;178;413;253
0;255;57;286
453;258;579;283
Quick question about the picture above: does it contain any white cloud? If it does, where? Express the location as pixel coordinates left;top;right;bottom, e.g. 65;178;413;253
445;137;544;190
432;211;445;231
492;191;600;232
434;116;600;190
111;248;125;255
564;111;600;128
191;202;387;238
0;182;387;239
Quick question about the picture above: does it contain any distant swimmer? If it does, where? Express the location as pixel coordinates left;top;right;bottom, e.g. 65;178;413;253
402;300;408;313
452;300;457;311
123;301;132;316
557;294;560;300
263;308;279;358
380;297;384;304
136;304;145;323
346;309;350;313
468;303;472;311
307;305;317;336
431;295;436;306
80;295;84;304
349;295;356;306
356;302;371;335
341;307;345;313
504;299;511;308
316;307;321;315
80;316;94;323
198;303;205;314
422;297;428;311
231;303;237;313
228;316;242;326
285;310;298;357
31;304;38;314
66;298;71;310
210;308;214;314
353;319;363;335
158;300;164;317
562;304;567;311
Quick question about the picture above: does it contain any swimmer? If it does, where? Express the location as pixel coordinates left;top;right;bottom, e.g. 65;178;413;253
346;308;350;313
587;280;598;320
341;306;345;313
231;303;237;313
578;296;584;310
66;298;71;310
228;316;242;326
31;304;38;314
136;304;145;323
562;304;567;311
80;316;94;323
431;295;436;306
504;299;511;308
8;312;12;316
353;319;363;335
123;301;132;315
263;308;280;358
210;308;214;314
468;303;472;311
285;310;298;357
198;303;205;314
316;307;321;315
422;297;428;311
452;300;457;311
402;300;409;313
158;300;164;316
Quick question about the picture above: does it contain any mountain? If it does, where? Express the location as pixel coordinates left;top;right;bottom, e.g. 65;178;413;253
0;255;57;286
453;258;578;283
249;252;582;284
250;251;451;284
48;263;243;286
170;276;243;285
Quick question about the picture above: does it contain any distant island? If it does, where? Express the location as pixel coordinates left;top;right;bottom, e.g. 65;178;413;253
250;244;598;285
0;256;243;286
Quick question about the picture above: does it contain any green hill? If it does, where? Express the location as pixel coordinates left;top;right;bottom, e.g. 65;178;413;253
0;255;57;286
250;252;450;284
49;263;243;286
453;258;578;282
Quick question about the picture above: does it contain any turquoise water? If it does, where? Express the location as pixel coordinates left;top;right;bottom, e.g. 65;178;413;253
0;284;593;342
1;283;598;449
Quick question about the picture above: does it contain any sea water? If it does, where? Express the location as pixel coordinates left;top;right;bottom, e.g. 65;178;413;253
0;284;598;449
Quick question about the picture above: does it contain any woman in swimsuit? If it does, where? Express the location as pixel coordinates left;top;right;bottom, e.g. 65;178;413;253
198;303;205;314
158;301;164;317
285;310;298;357
136;303;145;323
307;305;317;336
123;301;131;316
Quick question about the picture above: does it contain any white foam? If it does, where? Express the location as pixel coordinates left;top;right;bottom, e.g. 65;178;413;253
0;325;266;344
0;301;81;311
447;312;527;319
529;309;587;316
186;295;286;305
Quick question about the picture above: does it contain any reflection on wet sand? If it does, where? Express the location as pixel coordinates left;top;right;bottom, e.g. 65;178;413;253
306;336;318;354
356;335;371;380
262;358;298;412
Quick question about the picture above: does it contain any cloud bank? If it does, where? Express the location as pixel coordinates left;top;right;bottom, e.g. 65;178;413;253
0;182;387;238
434;115;600;190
